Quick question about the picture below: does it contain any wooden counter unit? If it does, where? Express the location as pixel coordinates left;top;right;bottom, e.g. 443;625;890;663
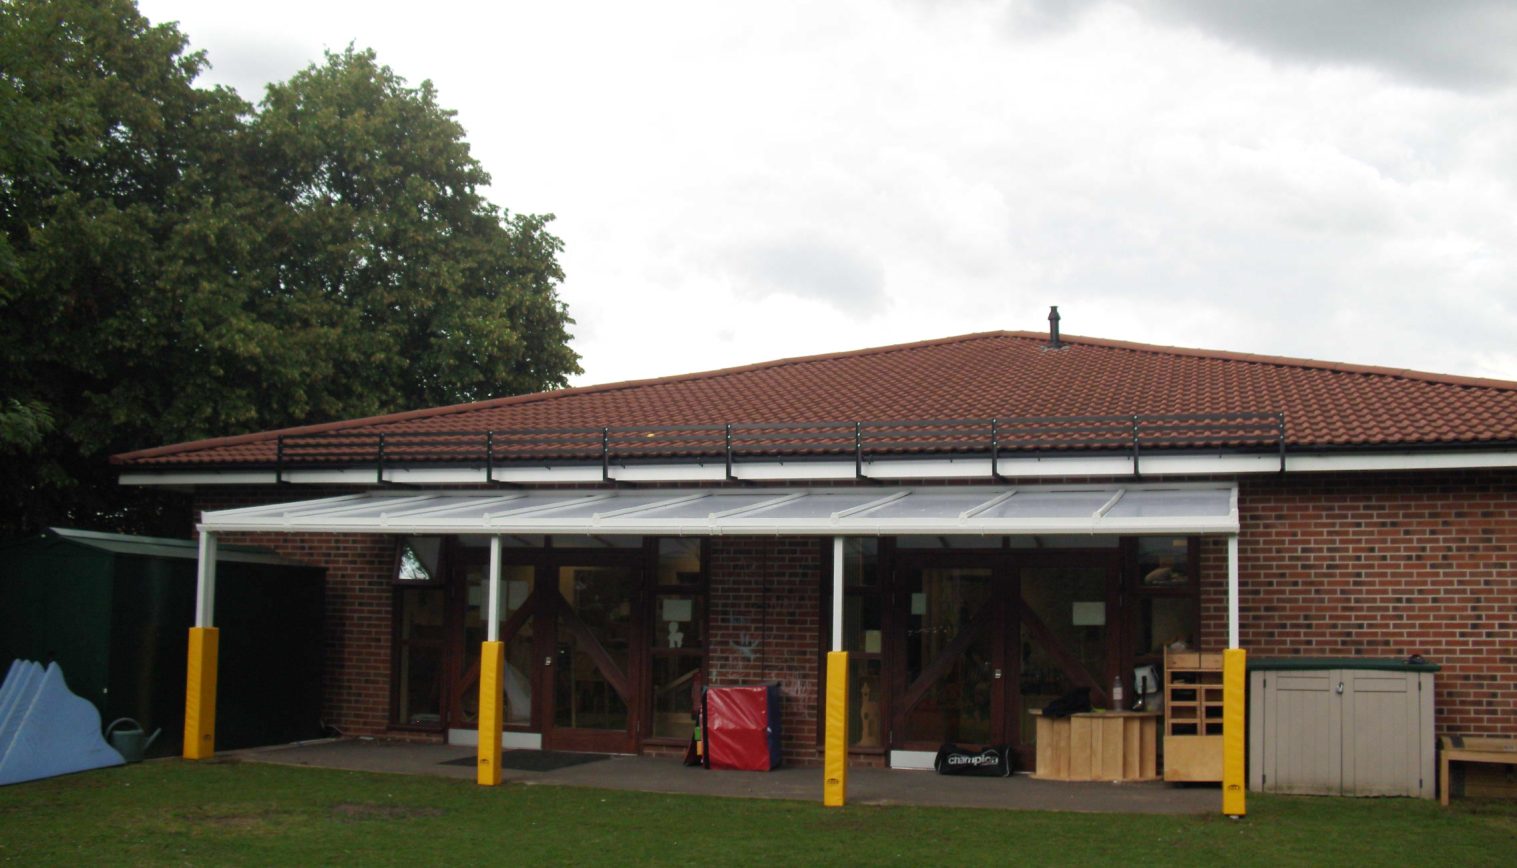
1031;710;1161;782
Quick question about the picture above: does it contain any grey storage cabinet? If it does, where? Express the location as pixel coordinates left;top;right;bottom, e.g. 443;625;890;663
1248;658;1438;797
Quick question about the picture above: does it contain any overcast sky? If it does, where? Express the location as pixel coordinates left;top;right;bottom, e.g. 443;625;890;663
137;0;1517;388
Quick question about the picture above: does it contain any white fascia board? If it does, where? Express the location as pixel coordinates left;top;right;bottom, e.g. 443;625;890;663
128;449;1517;491
491;465;603;484
732;461;858;481
1283;451;1517;472
995;456;1137;478
1135;454;1279;476
865;458;995;479
611;463;726;482
122;471;278;486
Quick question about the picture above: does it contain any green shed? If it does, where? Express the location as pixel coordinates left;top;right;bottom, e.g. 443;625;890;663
0;529;325;757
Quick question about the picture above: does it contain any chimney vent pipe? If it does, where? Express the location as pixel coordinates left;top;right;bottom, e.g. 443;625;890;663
1047;306;1063;348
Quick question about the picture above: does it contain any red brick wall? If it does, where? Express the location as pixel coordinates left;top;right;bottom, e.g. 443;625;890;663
194;488;407;739
708;537;823;766
1200;470;1517;739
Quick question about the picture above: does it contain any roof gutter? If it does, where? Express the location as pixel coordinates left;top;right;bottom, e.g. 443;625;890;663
119;446;1517;488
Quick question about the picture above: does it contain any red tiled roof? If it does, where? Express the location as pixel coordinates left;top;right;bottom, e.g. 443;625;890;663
113;331;1517;467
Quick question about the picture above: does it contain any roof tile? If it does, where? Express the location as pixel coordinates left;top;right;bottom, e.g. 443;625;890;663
113;331;1517;466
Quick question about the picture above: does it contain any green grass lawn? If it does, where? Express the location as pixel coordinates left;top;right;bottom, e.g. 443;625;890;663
1;761;1512;866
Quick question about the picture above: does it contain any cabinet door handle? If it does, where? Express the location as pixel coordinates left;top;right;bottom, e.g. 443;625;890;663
1336;681;1344;695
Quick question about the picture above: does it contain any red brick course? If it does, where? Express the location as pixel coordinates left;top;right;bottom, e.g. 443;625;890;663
192;467;1517;756
194;488;409;740
708;537;823;767
1201;470;1517;739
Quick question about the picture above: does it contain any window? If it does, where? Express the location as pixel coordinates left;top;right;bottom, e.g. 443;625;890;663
1129;537;1199;679
838;539;885;750
649;539;707;740
393;536;446;728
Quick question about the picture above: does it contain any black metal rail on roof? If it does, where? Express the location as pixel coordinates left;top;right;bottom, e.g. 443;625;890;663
272;411;1287;484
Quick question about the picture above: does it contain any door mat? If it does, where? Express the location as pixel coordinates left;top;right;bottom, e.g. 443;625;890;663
441;750;612;772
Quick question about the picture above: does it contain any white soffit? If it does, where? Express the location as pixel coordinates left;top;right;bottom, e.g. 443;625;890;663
199;484;1239;537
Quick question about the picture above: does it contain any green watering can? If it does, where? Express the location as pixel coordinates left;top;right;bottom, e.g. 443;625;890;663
105;718;162;763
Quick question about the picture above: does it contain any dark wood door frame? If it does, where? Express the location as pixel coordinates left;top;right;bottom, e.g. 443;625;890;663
888;548;1123;753
441;545;647;753
536;551;646;754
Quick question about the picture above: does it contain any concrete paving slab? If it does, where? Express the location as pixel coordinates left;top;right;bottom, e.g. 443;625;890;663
229;739;1220;814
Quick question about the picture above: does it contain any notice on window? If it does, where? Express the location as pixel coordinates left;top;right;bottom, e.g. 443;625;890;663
1072;601;1105;626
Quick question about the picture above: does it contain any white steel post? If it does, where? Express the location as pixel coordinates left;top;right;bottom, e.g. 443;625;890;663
1227;534;1240;649
487;534;503;641
195;530;218;628
832;536;844;651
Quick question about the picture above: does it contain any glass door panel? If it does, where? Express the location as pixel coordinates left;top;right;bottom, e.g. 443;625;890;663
453;563;537;728
503;565;535;726
901;567;996;745
553;565;635;733
396;587;446;727
1017;565;1111;749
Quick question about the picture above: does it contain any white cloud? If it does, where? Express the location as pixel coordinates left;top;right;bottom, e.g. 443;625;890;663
139;0;1517;387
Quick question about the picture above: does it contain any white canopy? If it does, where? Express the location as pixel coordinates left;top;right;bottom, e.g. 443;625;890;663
199;483;1238;537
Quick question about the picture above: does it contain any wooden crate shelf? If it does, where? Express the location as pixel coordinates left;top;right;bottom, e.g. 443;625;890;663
1163;650;1223;781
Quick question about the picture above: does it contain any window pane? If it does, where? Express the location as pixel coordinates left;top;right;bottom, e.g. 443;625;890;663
849;658;884;748
399;643;444;726
551;534;642;549
898;536;1003;549
554;565;634;730
395;587;445;726
656;594;702;649
843;592;881;654
397;536;442;582
651;656;703;738
903;567;994;744
503;564;536;725
657;538;703;585
1138;537;1191;586
1135;596;1196;657
842;538;879;586
458;534;544;550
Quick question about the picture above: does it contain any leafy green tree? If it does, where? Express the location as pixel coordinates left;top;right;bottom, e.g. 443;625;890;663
0;3;579;538
237;46;579;422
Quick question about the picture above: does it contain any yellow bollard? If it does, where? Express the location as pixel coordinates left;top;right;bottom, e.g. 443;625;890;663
824;651;849;807
478;641;505;786
183;627;219;760
1222;648;1247;816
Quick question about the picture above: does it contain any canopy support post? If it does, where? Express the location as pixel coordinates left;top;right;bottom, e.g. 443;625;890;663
479;535;505;786
824;536;848;807
184;530;219;760
1223;533;1247;818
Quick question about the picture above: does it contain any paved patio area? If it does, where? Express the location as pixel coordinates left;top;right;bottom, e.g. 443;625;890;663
229;739;1221;814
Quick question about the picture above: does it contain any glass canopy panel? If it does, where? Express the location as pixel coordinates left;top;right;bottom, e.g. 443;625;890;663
735;493;896;520
526;494;677;519
666;492;808;519
858;493;1007;520
976;491;1115;519
1104;490;1232;518
407;494;593;519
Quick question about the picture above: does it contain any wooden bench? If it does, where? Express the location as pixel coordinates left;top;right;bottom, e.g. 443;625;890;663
1440;736;1517;806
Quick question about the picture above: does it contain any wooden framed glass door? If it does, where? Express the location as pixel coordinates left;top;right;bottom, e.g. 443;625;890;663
888;550;1120;767
541;559;643;753
892;556;1006;748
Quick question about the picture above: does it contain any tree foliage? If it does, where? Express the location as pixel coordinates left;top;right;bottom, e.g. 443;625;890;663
0;1;579;537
